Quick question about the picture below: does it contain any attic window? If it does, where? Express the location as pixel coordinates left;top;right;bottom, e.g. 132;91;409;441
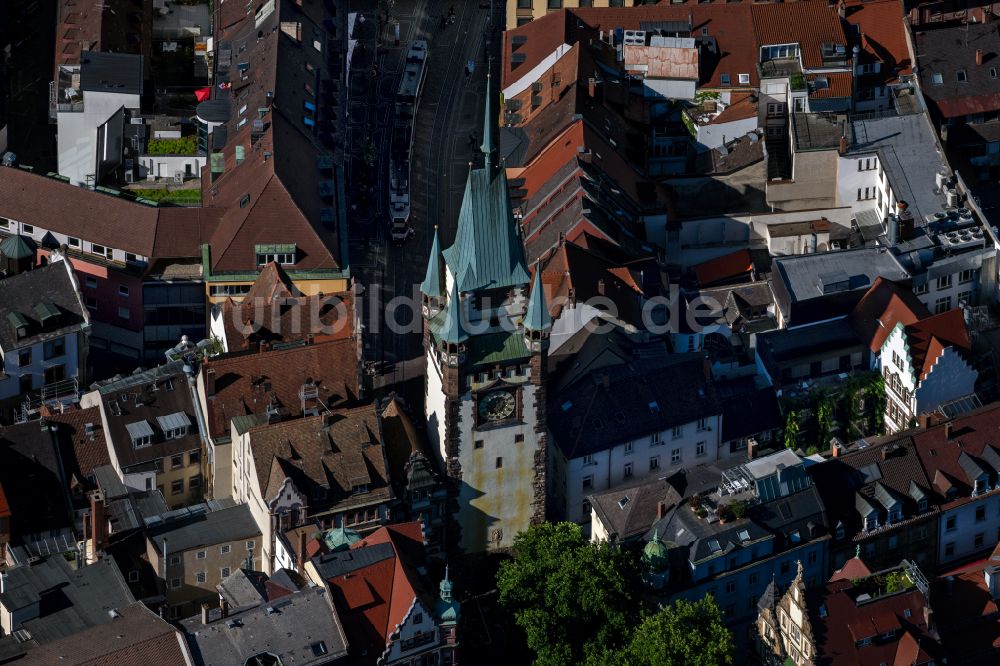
648;401;660;414
240;194;251;208
738;73;750;84
931;72;943;85
738;529;751;542
708;539;722;553
617;495;630;509
957;70;967;82
720;73;731;86
561;400;573;412
992;68;998;79
255;244;297;266
311;642;328;657
125;420;154;448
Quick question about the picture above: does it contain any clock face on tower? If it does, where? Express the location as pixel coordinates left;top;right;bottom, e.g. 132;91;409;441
478;390;516;422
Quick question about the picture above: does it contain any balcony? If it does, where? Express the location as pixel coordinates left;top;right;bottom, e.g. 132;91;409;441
759;59;802;79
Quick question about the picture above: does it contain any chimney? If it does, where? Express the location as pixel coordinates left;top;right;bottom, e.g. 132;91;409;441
221;598;230;619
298;530;308;574
747;437;758;460
588;77;596;98
977;49;984;67
205;368;216;397
839;135;848;155
201;603;210;625
656;501;667;520
945;422;953;441
597;279;606;295
881;446;890;461
90;492;108;554
260;340;270;353
923;604;933;630
831;442;842;458
838;0;846;19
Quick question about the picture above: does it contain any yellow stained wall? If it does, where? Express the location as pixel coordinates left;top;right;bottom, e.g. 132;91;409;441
206;276;349;305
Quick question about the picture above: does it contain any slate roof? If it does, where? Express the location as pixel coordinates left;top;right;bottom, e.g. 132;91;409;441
245;406;392;512
846;113;950;222
0;555;134;644
0;261;88;351
442;165;530;293
43;405;111;484
21;602;190;666
203;339;360;438
931;548;1000;664
79;51;143;94
717;380;781;444
589;477;683;543
848;277;930;354
182;586;348;666
0;419;74;539
916;21;1000;118
97;362;202;469
148;504;260;555
548;353;721;460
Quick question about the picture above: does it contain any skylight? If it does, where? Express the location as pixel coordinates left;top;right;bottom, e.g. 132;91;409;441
738;529;751;542
957;69;967;82
931;72;943;85
618;495;631;509
708;539;722;553
648;401;660;414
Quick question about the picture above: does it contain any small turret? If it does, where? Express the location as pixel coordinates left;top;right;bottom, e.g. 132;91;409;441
437;282;468;366
435;565;460;624
480;70;497;173
523;262;551;352
420;226;444;317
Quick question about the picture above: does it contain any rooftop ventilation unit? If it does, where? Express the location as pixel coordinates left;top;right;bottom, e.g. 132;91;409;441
623;30;646;46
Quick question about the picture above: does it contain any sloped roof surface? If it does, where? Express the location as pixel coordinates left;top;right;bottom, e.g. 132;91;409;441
903;309;970;381
0;261;88;351
751;0;848;69
849;277;931;353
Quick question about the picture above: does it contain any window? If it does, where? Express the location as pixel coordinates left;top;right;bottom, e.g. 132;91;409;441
725;581;736;594
749;572;759;585
992;67;998;79
515;433;524;443
937;274;952;289
171;578;182;589
977;505;986;522
189;475;202;490
671;448;681;464
170;555;181;566
496;456;503;469
649;456;660;471
959;268;975;284
697;417;709;431
720;73;731;86
724;604;735;619
118;285;129;297
0;217;7;229
547;0;563;8
582;500;592;516
696;441;706;457
474;439;484;449
582;475;594;490
974;532;985;548
311;642;329;657
18;350;31;367
171;454;184;469
256;252;295;266
931;72;944;85
945;541;955;557
22;224;34;235
128;570;139;582
125;252;138;264
221;544;231;555
247;540;255;551
888;535;898;550
934;296;952;314
221;567;231;578
43;338;65;360
671;426;682;439
957;69;967;82
67;236;80;247
624;463;633;478
780;561;790;575
189;450;201;464
90;243;113;259
738;73;750;85
917;498;928;512
196;572;207;584
196;550;206;560
651;431;662;445
85;276;97;289
171;479;184;495
624;440;633;454
892;351;903;368
118;306;130;320
959;291;973;305
808;551;817;564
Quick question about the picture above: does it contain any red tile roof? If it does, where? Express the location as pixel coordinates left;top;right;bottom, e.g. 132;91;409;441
203;339;360;438
849;277;931;353
326;522;429;660
903;309;970;381
693;249;754;287
507;120;586;201
844;0;912;81
829;556;873;582
45;405;112;482
808;71;854;99
708;93;759;125
911;403;1000;509
751;0;849;70
931;549;1000;664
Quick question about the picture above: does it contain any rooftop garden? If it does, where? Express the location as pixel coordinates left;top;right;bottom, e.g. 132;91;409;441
128;188;202;205
782;372;886;455
146;135;199;156
790;73;806;92
849;569;916;601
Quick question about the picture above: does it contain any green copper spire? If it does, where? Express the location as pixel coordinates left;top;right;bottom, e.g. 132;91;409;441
438;281;468;344
480;71;496;159
420;226;443;297
523;263;551;332
435;564;460;623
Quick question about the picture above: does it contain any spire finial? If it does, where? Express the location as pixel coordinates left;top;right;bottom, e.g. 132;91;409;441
480;64;497;163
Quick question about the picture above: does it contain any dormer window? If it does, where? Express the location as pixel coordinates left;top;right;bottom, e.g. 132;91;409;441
887;506;902;523
126;420;155;448
917;498;928;512
255;243;297;266
835;523;845;540
864;513;878;531
156;412;191;440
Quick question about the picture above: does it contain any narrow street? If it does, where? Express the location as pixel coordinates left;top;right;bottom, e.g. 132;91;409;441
346;0;501;403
